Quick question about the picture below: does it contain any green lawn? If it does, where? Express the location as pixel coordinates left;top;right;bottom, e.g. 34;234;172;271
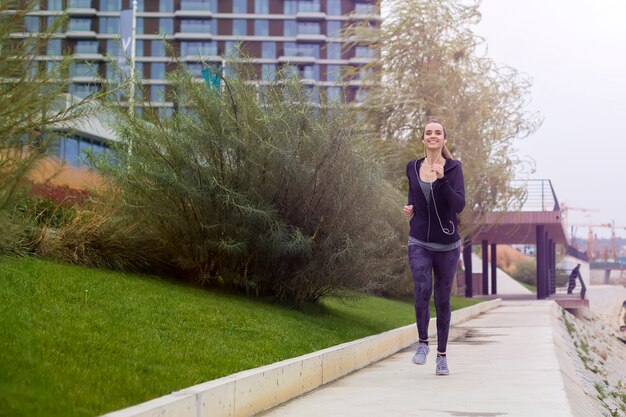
0;257;480;417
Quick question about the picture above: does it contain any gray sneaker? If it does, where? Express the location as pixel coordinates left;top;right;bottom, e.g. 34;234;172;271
412;343;429;365
435;355;450;375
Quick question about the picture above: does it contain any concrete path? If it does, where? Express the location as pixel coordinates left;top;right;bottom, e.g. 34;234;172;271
261;300;575;417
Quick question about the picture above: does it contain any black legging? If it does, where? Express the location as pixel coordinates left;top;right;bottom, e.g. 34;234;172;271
408;245;461;353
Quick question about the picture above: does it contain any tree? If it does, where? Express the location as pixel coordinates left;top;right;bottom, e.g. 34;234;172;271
0;1;106;252
343;0;541;230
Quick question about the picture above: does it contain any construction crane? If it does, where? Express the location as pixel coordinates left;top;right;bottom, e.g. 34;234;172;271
569;221;626;261
560;203;599;249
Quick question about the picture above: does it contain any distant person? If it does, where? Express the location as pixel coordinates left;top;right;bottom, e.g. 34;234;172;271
567;264;582;294
402;119;465;376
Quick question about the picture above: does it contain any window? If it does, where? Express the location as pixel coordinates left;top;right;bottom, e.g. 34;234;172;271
255;0;269;13
298;0;320;13
47;39;62;55
184;62;203;77
261;42;275;58
233;19;247;36
354;3;374;14
106;39;120;56
70;61;96;77
181;19;214;33
134;62;144;79
47;16;63;33
260;64;274;80
47;60;62;75
158;108;173;119
326;43;341;59
136;18;144;35
284;43;319;58
159;18;173;34
327;0;341;15
99;17;119;34
69;83;98;98
254;20;268;36
327;21;341;37
181;0;213;11
355;46;373;58
300;64;319;80
68;0;92;8
159;0;173;12
181;41;217;56
298;22;320;35
100;0;121;11
326;87;341;102
326;64;340;81
151;63;166;80
25;16;40;33
47;0;63;10
233;0;247;13
225;41;239;57
69;18;91;32
284;0;297;14
306;86;319;103
75;40;98;54
151;85;166;102
135;0;144;12
151;40;166;57
284;20;296;36
135;40;144;56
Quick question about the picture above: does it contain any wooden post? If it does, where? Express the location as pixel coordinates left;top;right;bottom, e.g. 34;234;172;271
482;240;489;295
537;225;546;299
463;242;473;298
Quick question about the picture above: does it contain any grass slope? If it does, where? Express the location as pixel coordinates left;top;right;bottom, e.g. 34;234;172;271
0;257;480;417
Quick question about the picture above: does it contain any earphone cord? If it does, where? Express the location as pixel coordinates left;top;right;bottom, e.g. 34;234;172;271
414;159;455;236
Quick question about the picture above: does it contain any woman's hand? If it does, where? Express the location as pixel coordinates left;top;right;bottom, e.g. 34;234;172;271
403;204;414;218
431;162;444;179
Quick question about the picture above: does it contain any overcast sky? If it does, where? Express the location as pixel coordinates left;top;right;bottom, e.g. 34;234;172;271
473;0;626;239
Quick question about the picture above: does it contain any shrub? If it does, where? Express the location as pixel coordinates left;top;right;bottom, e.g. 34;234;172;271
511;259;537;286
63;63;408;303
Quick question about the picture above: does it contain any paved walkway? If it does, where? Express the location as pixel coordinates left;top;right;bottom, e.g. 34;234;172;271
261;300;575;417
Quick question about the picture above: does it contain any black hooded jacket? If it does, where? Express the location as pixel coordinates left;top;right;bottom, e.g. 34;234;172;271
406;158;466;244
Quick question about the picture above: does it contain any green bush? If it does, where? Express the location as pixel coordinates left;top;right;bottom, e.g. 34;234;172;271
511;259;537;286
56;64;406;303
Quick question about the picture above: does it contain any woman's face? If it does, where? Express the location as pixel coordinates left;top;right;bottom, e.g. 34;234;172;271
422;122;446;151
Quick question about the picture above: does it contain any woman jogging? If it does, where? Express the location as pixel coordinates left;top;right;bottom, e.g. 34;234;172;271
402;119;466;375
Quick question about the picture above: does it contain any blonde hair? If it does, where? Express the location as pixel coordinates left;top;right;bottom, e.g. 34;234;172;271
422;119;454;159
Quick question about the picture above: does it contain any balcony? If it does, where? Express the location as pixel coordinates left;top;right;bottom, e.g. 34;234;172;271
278;55;316;64
296;33;326;43
296;11;325;20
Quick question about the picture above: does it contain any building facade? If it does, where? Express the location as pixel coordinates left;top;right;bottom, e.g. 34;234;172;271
21;0;378;119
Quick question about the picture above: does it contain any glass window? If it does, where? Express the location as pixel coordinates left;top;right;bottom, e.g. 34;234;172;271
326;42;341;59
354;3;374;14
255;0;268;13
284;20;296;36
151;63;166;79
327;0;341;15
69;83;98;99
99;17;119;34
75;40;99;54
135;40;144;56
134;62;144;79
151;40;166;57
326;86;341;102
233;0;247;13
100;0;121;11
62;137;80;166
261;64;275;81
298;0;320;13
47;39;62;55
261;42;275;58
159;18;173;34
184;62;203;77
181;41;217;56
70;61;96;77
181;19;214;33
159;0;173;12
25;16;39;33
284;0;297;14
47;60;62;74
298;22;320;35
136;18;144;35
298;43;319;58
135;0;144;12
106;39;120;56
300;64;319;80
283;42;298;56
233;19;247;36
327;21;341;37
254;20;268;36
47;16;63;33
306;86;319;103
326;64;340;81
158;107;173;119
225;41;239;57
68;0;92;8
181;0;213;11
47;0;63;10
355;45;373;58
151;85;166;102
69;18;91;32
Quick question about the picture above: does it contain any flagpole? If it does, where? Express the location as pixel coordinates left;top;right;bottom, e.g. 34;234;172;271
128;0;137;114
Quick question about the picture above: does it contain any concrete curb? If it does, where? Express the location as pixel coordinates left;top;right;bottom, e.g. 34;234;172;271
103;298;502;417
